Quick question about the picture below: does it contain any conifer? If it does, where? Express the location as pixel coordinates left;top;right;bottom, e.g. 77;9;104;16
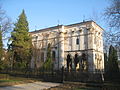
10;10;32;69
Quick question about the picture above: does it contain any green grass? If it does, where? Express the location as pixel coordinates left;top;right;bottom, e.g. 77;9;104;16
0;73;38;87
0;79;21;83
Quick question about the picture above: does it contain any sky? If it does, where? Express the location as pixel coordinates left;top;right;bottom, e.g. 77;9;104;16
1;0;109;32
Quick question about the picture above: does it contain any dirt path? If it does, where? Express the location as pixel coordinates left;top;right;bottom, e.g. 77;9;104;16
0;82;60;90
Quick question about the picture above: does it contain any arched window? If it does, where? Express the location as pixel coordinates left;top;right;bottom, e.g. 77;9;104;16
76;37;79;45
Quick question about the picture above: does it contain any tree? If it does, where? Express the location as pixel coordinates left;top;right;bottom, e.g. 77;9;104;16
104;53;108;73
44;43;53;70
105;0;120;29
0;7;11;70
0;7;11;40
0;30;2;60
106;45;119;80
32;43;42;73
104;0;120;45
108;45;119;73
0;30;3;69
10;10;32;69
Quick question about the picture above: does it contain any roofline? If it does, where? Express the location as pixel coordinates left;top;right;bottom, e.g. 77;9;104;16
65;20;92;26
30;25;63;34
92;20;104;30
30;20;104;33
65;20;104;30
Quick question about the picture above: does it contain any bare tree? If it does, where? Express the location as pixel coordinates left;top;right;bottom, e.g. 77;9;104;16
0;6;11;40
105;0;120;29
0;6;11;70
104;0;120;46
89;9;102;24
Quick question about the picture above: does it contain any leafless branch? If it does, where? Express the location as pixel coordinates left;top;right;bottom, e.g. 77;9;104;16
104;0;120;46
104;0;120;29
0;6;12;40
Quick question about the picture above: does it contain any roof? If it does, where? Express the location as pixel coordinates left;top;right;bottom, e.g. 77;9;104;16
30;20;103;34
30;25;62;34
65;20;104;30
66;20;92;27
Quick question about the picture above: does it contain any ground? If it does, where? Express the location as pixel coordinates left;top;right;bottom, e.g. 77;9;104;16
46;83;101;90
0;81;120;90
47;82;120;90
0;74;120;90
0;81;60;90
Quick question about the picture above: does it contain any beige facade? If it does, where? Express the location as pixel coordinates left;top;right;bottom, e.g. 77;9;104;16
30;20;104;72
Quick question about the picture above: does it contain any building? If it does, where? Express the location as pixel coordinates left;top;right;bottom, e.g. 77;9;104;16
30;20;104;72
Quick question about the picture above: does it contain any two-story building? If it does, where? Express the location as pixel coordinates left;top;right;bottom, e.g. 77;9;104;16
30;20;104;72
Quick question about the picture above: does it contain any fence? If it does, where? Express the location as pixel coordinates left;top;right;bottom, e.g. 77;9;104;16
0;68;106;83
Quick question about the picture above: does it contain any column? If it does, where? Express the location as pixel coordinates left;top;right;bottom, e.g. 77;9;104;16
59;26;64;69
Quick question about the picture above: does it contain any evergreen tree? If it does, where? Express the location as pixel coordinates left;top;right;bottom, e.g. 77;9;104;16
44;43;53;70
10;10;32;69
108;45;119;73
104;53;108;73
107;45;119;80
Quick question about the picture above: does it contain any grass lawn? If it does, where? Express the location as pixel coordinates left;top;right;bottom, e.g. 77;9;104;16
0;79;21;83
0;74;38;87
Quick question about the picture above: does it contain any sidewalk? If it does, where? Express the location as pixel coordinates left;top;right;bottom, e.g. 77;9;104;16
0;81;60;90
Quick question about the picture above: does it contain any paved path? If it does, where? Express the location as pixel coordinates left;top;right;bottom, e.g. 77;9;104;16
0;82;60;90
